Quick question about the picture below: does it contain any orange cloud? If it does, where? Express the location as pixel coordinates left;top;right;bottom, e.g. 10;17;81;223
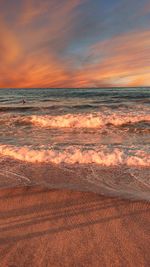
18;1;49;25
0;52;71;88
73;30;150;87
0;19;21;65
0;0;150;88
0;1;84;88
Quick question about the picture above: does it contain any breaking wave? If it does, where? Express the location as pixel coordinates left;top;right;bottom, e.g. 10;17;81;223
28;113;150;128
1;112;150;129
0;144;149;167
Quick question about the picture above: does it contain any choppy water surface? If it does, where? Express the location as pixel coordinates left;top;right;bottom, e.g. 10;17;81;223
0;88;149;200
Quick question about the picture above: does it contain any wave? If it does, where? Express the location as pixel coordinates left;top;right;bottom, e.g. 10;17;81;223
2;112;149;126
0;144;149;167
1;112;149;131
24;113;150;129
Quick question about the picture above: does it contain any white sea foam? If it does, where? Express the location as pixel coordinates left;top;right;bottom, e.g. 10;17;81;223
0;144;149;167
1;110;149;129
27;113;150;128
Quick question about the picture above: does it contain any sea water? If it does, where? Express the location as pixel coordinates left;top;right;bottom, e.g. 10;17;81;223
0;88;149;200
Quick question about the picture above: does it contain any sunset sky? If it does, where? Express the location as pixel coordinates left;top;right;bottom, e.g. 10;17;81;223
0;0;150;88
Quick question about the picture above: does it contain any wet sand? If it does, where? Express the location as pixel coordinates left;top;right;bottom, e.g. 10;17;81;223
0;186;149;267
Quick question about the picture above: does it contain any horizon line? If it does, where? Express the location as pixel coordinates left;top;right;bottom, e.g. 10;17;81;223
0;86;150;90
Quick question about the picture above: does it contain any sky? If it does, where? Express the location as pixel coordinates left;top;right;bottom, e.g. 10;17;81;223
0;0;150;88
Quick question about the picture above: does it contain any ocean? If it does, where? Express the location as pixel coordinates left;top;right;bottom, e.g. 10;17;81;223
0;88;149;200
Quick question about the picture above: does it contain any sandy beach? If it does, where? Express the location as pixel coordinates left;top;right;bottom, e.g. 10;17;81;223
0;186;149;267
